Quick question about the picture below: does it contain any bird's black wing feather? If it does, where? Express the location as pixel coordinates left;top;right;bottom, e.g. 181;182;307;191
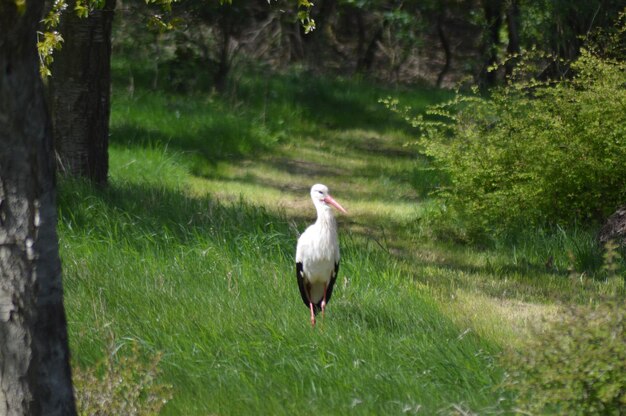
322;261;340;305
296;262;310;307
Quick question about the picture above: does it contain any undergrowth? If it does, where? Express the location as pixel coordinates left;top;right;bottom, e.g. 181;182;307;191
383;13;626;238
502;298;626;415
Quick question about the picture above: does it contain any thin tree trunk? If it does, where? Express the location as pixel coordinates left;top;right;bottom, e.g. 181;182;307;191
362;27;382;73
0;0;77;414
356;10;366;66
436;12;452;87
289;19;305;62
505;0;521;79
49;0;116;186
480;0;502;86
214;27;231;94
356;17;383;74
303;0;337;62
315;0;337;35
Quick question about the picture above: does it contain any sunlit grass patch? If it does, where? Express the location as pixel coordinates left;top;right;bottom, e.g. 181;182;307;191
441;290;561;347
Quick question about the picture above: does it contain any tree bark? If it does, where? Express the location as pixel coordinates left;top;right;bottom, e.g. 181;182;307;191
0;0;77;414
48;0;116;186
359;27;382;73
214;22;232;94
505;0;521;79
480;0;502;87
314;0;337;35
436;11;452;87
356;10;383;74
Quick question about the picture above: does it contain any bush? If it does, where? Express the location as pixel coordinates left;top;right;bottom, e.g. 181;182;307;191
502;299;626;415
384;13;626;235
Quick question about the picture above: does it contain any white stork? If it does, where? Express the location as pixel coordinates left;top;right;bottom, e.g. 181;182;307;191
296;184;347;326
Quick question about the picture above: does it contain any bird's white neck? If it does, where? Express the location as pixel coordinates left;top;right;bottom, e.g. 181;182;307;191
314;204;337;231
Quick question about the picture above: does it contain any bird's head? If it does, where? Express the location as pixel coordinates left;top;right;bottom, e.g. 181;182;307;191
310;184;347;214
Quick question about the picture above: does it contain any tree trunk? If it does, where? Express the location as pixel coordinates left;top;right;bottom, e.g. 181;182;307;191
436;12;452;87
356;10;366;67
480;0;502;87
505;0;521;79
303;0;337;63
288;19;305;62
359;27;382;73
0;0;77;415
48;0;116;186
214;26;231;94
314;0;337;35
356;11;383;74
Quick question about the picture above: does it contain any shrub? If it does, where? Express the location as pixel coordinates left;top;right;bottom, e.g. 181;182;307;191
73;340;172;416
501;299;626;415
384;13;626;235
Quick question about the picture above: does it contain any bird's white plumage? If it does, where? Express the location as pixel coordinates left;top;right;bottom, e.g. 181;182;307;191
296;184;341;304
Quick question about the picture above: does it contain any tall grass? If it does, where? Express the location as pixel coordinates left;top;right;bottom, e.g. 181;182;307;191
58;176;503;414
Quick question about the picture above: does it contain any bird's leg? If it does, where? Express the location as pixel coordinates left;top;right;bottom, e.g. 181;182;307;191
321;283;328;320
306;285;316;326
309;302;316;326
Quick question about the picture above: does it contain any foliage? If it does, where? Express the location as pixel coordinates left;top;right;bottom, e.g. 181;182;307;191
384;22;626;236
502;298;626;415
587;8;626;61
296;0;315;33
74;0;106;18
38;0;66;77
73;338;172;416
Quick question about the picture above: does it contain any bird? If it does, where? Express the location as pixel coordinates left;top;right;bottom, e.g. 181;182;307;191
296;184;347;326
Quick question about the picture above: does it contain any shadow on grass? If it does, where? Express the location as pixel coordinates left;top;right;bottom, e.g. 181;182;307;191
57;178;296;259
339;211;597;303
109;119;271;171
237;72;450;132
109;68;453;194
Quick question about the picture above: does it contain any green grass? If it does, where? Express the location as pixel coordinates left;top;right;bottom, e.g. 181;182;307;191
59;179;503;414
59;62;623;414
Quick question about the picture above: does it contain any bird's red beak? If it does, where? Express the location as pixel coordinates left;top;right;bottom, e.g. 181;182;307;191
324;195;347;214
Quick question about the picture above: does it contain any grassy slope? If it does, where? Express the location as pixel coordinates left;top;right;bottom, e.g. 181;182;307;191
58;67;621;414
